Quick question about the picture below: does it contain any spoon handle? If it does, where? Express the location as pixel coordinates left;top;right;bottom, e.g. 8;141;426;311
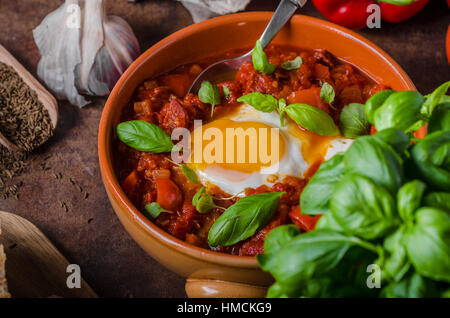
259;0;308;48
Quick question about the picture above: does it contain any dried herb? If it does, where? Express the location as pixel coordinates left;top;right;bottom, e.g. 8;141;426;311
0;62;54;199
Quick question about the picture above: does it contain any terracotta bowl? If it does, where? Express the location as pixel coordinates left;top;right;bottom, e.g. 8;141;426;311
98;12;416;298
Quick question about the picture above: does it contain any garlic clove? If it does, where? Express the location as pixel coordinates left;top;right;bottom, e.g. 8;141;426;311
82;14;140;96
33;0;89;107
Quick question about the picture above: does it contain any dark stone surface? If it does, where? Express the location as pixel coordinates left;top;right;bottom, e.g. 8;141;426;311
0;0;448;298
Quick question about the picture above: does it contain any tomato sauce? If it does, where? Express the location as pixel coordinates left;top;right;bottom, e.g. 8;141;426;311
115;45;386;256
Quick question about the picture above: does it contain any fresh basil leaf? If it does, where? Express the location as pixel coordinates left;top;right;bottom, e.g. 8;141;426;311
421;81;450;118
428;103;450;134
264;242;378;298
330;173;398;240
266;282;290;298
192;186;206;206
252;39;275;75
237;92;278;112
117;120;174;153
339;103;370;138
263;224;300;256
404;207;450;282
383;226;410;282
373;91;425;132
442;288;450;298
257;225;300;271
180;164;199;183
411;130;450;191
222;85;230;99
320;82;335;105
196;194;221;214
397;180;426;222
315;211;345;232
373;128;410;155
208;192;284;247
345;136;404;193
199;81;221;116
281;56;302;71
144;202;172;219
285;103;339;136
424;192;450;213
365;89;394;124
381;272;437;298
259;230;366;288
300;154;346;215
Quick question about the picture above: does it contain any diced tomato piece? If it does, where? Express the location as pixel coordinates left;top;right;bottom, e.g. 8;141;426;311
155;177;183;211
339;84;364;105
121;170;140;194
162;73;193;97
170;201;198;239
314;63;330;82
289;205;321;232
159;99;189;133
287;86;330;113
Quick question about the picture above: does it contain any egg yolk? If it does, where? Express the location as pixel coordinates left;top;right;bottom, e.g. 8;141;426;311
188;119;286;174
287;125;335;170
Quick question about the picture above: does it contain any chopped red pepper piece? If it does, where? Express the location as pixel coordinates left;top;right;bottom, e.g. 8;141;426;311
155;177;183;211
289;205;322;232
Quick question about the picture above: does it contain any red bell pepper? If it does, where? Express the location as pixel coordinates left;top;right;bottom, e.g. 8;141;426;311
312;0;430;29
379;0;430;23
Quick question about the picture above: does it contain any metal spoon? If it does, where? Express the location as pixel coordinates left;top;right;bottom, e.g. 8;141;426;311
188;0;308;94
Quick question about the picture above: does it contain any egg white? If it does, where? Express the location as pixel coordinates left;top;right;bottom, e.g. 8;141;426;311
194;104;353;196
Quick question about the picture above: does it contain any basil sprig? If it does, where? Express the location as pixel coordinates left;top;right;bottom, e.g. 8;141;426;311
166;158;199;184
257;82;450;298
281;56;302;71
252;40;275;75
117;120;174;153
199;81;221;117
145;202;172;219
192;186;225;214
208;192;284;247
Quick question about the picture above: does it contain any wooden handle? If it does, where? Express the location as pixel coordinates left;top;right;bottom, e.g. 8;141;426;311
185;277;267;298
0;211;97;298
0;133;20;151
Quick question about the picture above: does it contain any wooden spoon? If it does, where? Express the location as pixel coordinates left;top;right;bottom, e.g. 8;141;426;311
0;44;58;151
0;211;97;298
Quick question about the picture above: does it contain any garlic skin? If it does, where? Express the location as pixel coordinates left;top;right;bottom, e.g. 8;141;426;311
33;0;86;107
33;0;140;108
178;0;251;23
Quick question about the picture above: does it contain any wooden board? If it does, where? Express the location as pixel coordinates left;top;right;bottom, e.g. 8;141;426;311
0;211;97;298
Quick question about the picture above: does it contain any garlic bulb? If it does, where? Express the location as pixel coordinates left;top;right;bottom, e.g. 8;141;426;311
33;0;140;107
178;0;251;23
